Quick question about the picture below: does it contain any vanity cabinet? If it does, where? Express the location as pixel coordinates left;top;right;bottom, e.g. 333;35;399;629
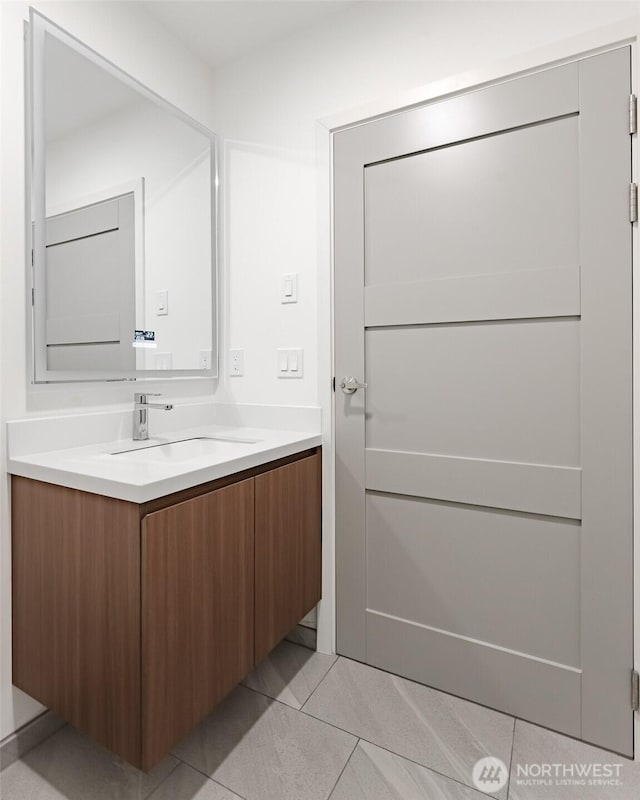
142;478;255;768
255;458;323;662
12;448;321;770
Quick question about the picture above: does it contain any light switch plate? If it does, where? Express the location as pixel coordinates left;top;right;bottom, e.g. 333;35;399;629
229;348;244;376
277;348;303;378
156;290;168;316
280;273;298;304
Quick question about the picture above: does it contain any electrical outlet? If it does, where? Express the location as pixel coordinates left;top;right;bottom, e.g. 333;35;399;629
156;352;172;370
199;349;212;370
229;348;244;376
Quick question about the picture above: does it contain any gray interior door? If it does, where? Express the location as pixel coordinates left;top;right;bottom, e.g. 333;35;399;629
45;193;136;371
334;49;633;756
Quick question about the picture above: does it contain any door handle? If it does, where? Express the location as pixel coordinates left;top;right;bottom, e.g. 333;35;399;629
340;376;367;394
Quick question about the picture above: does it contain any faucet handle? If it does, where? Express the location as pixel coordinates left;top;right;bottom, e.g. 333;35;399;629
134;392;161;404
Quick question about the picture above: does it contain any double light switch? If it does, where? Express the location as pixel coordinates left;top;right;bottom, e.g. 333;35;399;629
277;348;303;378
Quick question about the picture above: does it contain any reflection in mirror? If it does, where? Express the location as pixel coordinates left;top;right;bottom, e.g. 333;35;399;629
30;12;217;381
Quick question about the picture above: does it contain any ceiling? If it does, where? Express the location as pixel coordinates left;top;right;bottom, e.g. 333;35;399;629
141;1;357;72
45;33;143;142
45;1;350;143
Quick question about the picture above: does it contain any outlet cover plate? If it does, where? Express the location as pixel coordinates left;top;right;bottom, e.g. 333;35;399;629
229;348;244;376
199;349;212;370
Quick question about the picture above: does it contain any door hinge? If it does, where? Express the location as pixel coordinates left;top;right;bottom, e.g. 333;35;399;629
632;670;639;711
630;183;638;223
332;376;336;392
31;288;34;306
630;94;637;135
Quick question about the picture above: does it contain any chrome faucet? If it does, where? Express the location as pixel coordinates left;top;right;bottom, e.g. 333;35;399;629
133;393;173;441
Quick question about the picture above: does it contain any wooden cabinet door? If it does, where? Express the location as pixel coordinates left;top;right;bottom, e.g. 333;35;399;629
12;477;142;767
254;452;322;663
141;478;254;769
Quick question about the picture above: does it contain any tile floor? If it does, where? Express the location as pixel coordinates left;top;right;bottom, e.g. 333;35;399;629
2;640;640;800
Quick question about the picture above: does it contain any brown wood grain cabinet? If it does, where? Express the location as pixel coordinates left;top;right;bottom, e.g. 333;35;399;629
11;478;142;766
12;447;321;770
142;478;255;769
255;455;322;662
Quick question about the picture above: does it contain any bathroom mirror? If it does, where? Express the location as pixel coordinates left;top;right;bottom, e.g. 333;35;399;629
28;11;218;382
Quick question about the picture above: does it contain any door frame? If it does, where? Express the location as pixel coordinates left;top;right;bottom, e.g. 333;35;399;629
315;16;640;760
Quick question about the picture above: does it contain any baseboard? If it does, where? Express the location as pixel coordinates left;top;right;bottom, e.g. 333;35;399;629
0;710;65;771
285;624;317;650
298;606;317;630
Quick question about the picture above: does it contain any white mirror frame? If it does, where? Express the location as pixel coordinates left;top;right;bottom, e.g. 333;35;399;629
27;10;219;383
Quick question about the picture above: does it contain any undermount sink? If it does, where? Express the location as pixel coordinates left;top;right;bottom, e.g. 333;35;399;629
111;436;259;463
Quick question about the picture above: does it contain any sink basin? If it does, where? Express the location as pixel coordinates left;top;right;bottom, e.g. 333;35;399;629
111;436;259;463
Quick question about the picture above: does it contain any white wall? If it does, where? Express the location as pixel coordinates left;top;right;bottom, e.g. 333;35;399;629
47;101;213;370
0;0;223;740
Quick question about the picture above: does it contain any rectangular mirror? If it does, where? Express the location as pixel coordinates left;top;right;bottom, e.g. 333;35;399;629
28;11;218;382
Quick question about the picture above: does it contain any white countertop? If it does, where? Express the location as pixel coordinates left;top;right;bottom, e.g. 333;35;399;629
7;424;322;503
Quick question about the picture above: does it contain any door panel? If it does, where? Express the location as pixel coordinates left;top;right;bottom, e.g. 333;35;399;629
366;449;581;519
365;320;580;465
45;194;135;371
366;493;580;666
335;48;633;755
364;267;581;327
365;609;582;739
365;116;579;286
46;196;118;244
47;342;131;371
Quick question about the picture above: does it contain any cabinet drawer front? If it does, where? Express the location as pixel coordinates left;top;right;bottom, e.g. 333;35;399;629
142;477;254;769
255;452;322;662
